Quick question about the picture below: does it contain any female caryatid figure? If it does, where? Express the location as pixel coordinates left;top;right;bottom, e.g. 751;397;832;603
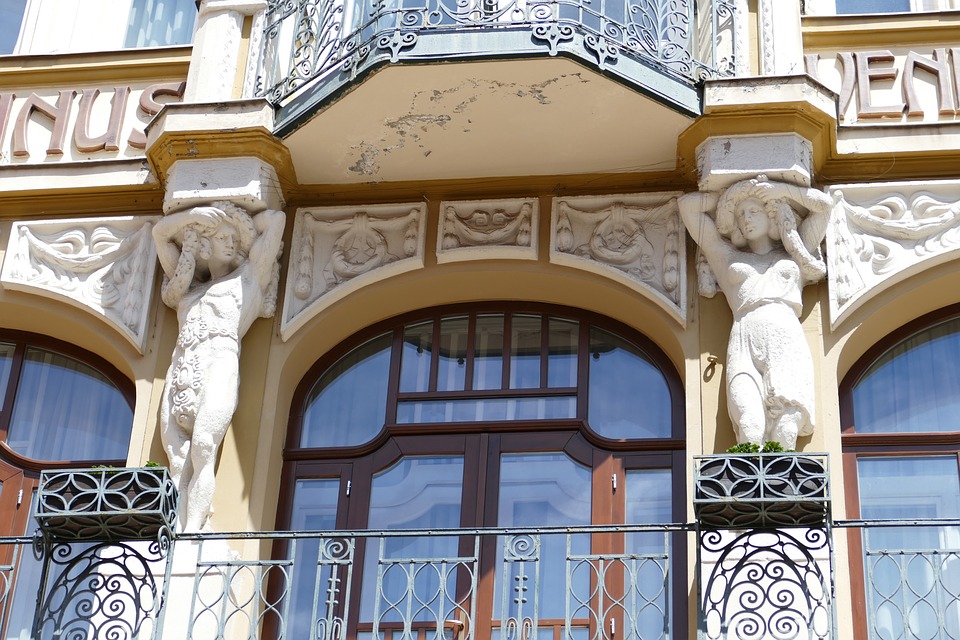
153;202;285;531
678;176;831;450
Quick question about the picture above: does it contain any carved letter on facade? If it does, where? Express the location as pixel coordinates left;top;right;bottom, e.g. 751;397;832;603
281;203;427;340
827;181;960;329
0;217;159;352
549;194;685;324
678;176;831;450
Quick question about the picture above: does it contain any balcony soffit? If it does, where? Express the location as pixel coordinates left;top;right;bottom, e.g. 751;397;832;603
279;58;694;185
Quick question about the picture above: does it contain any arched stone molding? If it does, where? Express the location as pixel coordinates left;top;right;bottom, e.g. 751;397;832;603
281;203;428;340
548;193;686;326
0;216;158;353
827;180;960;331
437;198;538;264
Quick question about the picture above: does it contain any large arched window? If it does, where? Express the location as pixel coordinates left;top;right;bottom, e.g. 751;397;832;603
279;304;685;639
0;331;134;640
841;306;960;640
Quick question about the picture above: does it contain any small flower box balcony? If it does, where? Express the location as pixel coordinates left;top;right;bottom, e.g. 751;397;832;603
693;453;829;529
35;467;178;541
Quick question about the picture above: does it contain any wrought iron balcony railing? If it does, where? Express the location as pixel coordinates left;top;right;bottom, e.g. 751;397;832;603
255;0;739;131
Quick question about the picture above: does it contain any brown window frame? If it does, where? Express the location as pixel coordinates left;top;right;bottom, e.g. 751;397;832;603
278;303;687;639
839;303;960;640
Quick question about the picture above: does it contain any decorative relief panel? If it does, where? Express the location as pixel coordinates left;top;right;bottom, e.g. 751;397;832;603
437;198;537;263
549;194;685;324
1;217;158;352
282;203;427;340
827;181;960;329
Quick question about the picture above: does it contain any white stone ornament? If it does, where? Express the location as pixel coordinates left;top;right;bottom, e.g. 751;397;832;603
549;194;685;324
679;176;831;450
282;203;427;340
1;217;159;353
153;201;285;532
827;181;960;329
437;199;538;263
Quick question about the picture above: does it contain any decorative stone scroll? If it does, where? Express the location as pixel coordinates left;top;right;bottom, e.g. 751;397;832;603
281;203;427;340
549;193;685;324
0;217;158;352
827;181;960;329
436;199;538;263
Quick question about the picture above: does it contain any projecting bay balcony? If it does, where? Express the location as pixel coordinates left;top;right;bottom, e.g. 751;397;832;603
252;0;739;184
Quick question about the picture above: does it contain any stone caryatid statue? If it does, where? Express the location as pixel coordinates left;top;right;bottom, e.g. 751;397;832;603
678;176;831;450
153;202;285;531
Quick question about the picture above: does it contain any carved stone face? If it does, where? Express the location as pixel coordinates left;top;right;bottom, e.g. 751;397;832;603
208;223;238;266
736;197;770;241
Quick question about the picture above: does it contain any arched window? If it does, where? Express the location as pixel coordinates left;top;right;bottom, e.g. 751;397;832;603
279;304;685;639
841;306;960;640
0;331;134;639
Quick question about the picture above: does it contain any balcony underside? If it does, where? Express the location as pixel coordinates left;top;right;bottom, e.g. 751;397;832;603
279;56;696;184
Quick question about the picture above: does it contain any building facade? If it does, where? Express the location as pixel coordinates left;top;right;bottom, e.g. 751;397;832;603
2;0;960;638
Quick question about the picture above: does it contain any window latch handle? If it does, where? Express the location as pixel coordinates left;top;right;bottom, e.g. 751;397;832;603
345;480;352;497
611;473;617;492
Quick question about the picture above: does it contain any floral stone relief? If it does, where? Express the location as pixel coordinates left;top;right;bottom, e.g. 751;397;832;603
437;199;537;263
282;203;427;340
827;181;960;329
0;217;159;352
549;194;685;323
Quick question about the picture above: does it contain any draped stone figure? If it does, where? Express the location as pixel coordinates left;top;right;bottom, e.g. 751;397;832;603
153;202;285;531
678;176;831;450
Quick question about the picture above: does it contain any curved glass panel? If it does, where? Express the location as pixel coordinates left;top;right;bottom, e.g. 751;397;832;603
852;317;960;433
7;348;132;461
301;333;392;448
588;327;671;439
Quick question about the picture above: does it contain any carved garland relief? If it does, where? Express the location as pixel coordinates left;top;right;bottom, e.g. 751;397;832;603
281;203;427;340
827;181;960;328
436;198;538;263
549;194;685;324
0;217;159;352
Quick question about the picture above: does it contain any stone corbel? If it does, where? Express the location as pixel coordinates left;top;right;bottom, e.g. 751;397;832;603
549;193;685;325
827;180;960;329
281;203;428;340
0;217;159;353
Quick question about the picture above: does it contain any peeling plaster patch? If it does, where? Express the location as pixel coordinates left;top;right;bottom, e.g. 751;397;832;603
348;142;381;175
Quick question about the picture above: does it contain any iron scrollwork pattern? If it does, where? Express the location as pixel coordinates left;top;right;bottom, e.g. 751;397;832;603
257;0;737;104
700;529;831;640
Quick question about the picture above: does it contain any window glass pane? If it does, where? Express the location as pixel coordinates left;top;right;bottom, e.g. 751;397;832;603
496;453;590;622
626;469;672;638
853;318;960;433
396;396;575;423
363;456;464;623
437;316;468;392
858;457;960;640
547;318;578;388
6;493;43;640
400;321;433;392
474;314;504;391
0;343;14;409
588;328;671;439
287;479;340;640
7;349;132;461
836;0;910;13
124;0;197;48
301;333;391;448
510;315;541;389
0;0;26;54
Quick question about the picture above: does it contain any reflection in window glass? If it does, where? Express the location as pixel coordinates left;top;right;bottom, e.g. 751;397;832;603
836;0;910;13
474;314;504;391
287;479;340;640
124;0;197;48
496;453;590;623
548;319;578;388
510;315;541;389
0;343;14;409
625;469;672;638
0;0;27;54
852;318;960;433
7;349;132;461
588;328;670;439
301;333;391;448
400;321;433;392
437;316;468;392
397;396;576;423
363;456;464;623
